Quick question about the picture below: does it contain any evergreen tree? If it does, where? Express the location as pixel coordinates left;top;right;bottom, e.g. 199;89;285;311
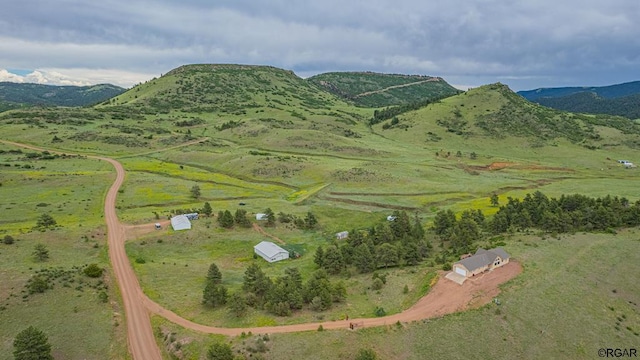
243;263;272;300
234;209;251;228
13;326;53;360
202;282;228;307
353;243;376;273
202;202;213;216
264;208;276;227
36;213;57;229
190;184;201;199
228;292;248;317
218;210;234;228
323;246;344;274
433;210;456;239
314;245;325;268
490;193;500;207
32;244;49;262
304;211;318;229
411;214;425;240
304;269;333;310
377;243;399;268
206;263;222;284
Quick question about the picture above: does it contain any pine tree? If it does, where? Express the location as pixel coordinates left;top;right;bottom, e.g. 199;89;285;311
314;245;325;268
202;202;213;216
206;263;222;284
13;326;53;360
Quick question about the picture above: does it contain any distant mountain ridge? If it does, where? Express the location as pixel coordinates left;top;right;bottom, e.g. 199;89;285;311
519;81;640;100
518;81;640;119
307;71;461;107
0;82;126;109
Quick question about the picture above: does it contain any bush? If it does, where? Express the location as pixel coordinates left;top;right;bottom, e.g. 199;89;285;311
83;264;104;278
3;235;14;244
442;263;452;271
374;306;386;317
371;278;384;290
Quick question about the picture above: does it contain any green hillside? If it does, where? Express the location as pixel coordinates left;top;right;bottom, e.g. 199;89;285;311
103;64;356;116
0;82;125;108
307;71;461;107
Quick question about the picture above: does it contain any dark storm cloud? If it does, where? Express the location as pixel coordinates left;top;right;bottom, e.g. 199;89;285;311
0;0;638;88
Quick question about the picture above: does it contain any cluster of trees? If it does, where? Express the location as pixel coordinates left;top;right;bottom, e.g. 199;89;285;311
432;191;640;256
277;211;318;230
490;192;640;234
243;264;346;316
433;209;485;255
203;262;345;317
369;94;454;125
217;209;252;228
315;211;430;274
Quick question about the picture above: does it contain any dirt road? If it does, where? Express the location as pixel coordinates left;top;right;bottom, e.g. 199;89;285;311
2;139;522;359
101;157;162;360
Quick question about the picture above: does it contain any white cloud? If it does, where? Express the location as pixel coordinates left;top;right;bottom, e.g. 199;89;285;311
0;1;639;90
0;69;25;83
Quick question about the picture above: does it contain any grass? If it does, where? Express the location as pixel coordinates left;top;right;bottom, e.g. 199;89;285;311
0;227;127;360
125;220;437;327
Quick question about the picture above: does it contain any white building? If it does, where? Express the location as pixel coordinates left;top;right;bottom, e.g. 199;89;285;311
170;215;192;231
335;231;349;240
254;241;289;263
256;213;269;221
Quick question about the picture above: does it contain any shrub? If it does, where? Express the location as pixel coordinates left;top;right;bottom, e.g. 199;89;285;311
3;235;14;245
84;264;104;278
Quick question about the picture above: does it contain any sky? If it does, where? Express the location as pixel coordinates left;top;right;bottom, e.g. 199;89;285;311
1;0;638;90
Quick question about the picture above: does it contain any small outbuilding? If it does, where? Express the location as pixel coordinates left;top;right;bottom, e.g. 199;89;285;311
184;213;199;220
254;241;289;263
335;231;349;240
452;247;510;278
170;215;192;231
256;213;269;221
387;215;397;221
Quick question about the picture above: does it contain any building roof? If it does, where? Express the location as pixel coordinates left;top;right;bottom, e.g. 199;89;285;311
170;215;191;231
254;241;288;258
456;248;510;272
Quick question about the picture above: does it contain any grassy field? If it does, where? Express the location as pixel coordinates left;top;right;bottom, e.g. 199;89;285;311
150;230;640;359
125;220;436;328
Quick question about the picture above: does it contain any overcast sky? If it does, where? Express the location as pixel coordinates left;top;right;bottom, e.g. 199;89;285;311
1;0;638;90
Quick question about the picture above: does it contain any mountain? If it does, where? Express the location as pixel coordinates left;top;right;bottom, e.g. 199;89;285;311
0;82;126;108
518;81;640;119
519;81;640;101
307;71;461;107
102;64;356;116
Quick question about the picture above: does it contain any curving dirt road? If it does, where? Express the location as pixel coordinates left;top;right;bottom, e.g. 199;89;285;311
2;139;522;359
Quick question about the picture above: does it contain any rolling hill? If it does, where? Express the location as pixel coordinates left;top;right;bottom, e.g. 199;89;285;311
0;82;125;109
307;71;461;107
518;81;640;119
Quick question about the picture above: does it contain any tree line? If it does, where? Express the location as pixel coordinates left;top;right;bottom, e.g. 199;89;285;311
369;94;453;126
432;191;640;256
